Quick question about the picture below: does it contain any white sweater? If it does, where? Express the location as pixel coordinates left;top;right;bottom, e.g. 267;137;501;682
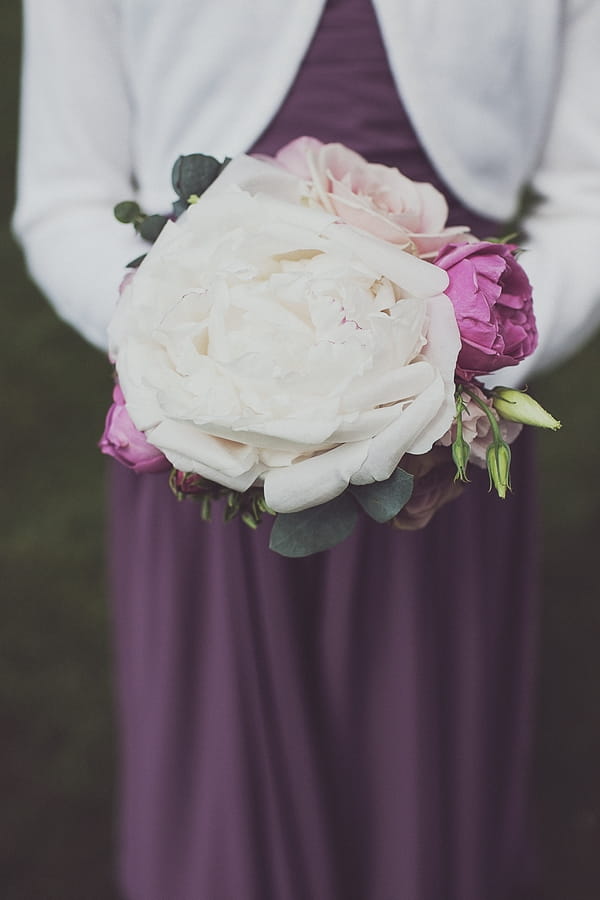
13;0;600;383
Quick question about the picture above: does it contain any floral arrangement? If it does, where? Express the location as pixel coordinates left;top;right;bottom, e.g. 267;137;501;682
100;138;560;556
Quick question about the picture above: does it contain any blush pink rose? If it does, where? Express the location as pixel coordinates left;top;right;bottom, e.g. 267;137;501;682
434;241;538;381
273;137;471;258
99;384;171;474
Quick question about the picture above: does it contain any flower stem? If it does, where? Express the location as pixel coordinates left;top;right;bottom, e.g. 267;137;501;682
463;386;512;498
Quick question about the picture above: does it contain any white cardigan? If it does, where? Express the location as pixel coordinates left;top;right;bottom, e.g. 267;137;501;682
13;0;600;384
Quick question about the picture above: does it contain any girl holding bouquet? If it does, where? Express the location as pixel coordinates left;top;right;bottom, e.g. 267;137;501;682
14;1;600;898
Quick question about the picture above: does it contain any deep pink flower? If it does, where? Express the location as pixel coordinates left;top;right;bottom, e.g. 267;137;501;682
434;241;538;380
99;384;171;474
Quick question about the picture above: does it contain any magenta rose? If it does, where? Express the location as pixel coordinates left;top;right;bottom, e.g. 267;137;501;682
434;242;538;380
99;384;171;474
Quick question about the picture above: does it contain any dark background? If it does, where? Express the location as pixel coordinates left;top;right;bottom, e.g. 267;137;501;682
1;4;599;898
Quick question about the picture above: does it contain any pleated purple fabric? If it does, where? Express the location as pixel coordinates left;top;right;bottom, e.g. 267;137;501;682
109;1;540;897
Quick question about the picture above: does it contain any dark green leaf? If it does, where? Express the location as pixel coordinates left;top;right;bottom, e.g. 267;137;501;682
114;200;141;224
349;468;414;523
269;493;358;557
171;154;224;200
126;253;147;269
172;198;188;219
136;214;168;243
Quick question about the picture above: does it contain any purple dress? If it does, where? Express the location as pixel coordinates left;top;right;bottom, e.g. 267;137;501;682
109;1;540;898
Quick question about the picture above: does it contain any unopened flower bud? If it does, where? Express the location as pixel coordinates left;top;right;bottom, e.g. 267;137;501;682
486;440;512;499
450;388;471;482
492;387;561;430
452;434;471;483
170;469;207;497
241;512;260;530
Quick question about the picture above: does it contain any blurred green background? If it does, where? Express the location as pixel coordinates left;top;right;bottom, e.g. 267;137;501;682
1;4;599;899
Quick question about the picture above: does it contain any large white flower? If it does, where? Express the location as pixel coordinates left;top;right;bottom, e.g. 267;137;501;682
109;155;460;513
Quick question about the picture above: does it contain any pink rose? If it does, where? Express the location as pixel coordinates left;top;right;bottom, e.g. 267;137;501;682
434;242;538;381
273;137;471;258
437;385;522;466
99;384;171;474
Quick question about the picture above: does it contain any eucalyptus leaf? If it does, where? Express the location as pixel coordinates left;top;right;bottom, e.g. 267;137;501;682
126;253;147;269
137;214;168;243
350;468;414;523
171;154;224;200
114;200;141;224
269;493;358;558
172;198;188;219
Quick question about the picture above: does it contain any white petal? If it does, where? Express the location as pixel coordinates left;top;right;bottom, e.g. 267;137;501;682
203;153;311;206
344;360;434;412
263;441;369;513
323;223;449;297
350;376;447;483
148;419;260;488
421;294;461;382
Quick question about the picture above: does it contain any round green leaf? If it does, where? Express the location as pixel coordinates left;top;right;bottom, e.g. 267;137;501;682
114;200;141;224
172;198;188;219
137;214;168;243
171;154;224;200
269;493;358;557
349;468;414;523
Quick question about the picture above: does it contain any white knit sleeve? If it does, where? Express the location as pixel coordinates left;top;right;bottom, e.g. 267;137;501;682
12;0;146;351
498;0;600;387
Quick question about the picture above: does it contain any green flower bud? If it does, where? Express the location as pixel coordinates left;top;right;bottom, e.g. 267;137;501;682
200;495;212;521
486;440;512;499
451;388;471;483
492;387;561;430
452;434;471;483
241;512;260;530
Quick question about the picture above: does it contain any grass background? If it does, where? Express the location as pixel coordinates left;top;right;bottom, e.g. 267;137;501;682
1;3;599;898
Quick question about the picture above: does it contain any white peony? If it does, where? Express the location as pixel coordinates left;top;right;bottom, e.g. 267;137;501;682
109;155;461;514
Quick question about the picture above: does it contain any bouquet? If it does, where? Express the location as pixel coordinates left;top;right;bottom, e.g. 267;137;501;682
100;138;560;556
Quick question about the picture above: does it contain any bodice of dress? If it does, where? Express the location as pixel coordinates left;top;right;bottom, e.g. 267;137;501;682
252;0;498;237
107;4;539;900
